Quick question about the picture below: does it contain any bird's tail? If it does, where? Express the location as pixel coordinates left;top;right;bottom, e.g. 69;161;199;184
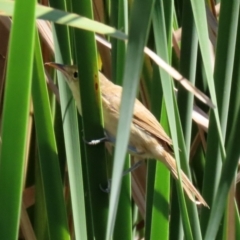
161;151;209;208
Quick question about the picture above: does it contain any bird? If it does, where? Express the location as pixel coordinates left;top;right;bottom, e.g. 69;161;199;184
46;62;208;207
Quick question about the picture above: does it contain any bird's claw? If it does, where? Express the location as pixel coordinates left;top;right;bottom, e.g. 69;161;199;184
99;179;112;193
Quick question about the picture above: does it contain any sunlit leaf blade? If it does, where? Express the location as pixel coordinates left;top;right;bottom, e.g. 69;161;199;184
203;1;240;238
106;0;155;238
48;0;89;238
0;0;35;238
32;30;70;240
0;0;127;40
71;0;109;238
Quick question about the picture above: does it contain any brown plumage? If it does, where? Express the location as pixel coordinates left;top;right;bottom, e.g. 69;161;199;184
46;62;208;207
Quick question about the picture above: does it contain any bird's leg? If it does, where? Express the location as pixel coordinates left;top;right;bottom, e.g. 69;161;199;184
122;160;143;176
100;160;143;193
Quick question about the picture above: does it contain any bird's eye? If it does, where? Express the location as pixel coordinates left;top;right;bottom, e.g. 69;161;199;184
73;71;78;79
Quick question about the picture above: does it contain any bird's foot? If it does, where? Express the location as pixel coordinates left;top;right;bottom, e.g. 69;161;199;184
82;130;110;145
99;179;111;193
83;136;109;145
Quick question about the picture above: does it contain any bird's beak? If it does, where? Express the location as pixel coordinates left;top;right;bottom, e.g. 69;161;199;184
45;62;70;81
45;62;65;72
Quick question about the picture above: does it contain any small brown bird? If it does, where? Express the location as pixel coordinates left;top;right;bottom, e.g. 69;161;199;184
46;62;208;207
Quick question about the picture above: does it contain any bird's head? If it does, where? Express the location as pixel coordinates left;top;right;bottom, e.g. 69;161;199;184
45;62;81;114
45;62;79;89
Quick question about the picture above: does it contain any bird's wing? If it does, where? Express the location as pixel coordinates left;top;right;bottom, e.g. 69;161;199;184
132;99;172;146
100;74;172;146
